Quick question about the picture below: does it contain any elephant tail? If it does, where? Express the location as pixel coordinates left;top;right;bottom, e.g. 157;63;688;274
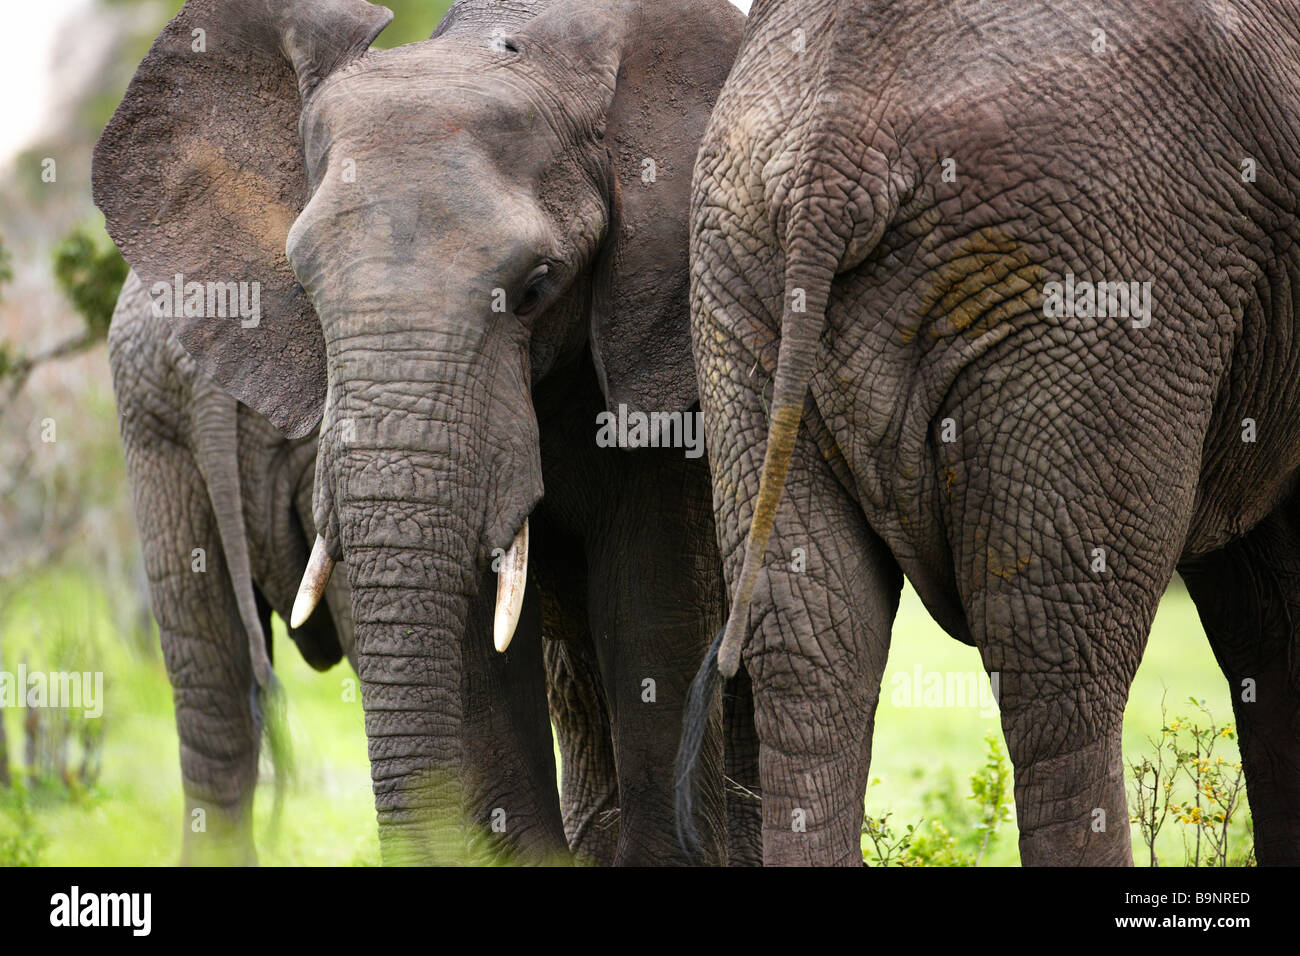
713;222;843;679
192;377;294;808
674;625;724;857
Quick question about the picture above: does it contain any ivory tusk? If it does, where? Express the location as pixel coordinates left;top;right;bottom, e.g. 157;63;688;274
493;519;529;653
290;535;335;629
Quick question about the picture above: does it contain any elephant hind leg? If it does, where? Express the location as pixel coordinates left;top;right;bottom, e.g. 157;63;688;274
957;505;1158;864
951;429;1199;866
1180;504;1300;866
741;428;901;866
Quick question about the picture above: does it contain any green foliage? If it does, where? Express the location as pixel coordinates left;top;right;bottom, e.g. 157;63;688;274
10;601;107;792
861;810;914;866
970;730;1014;862
863;733;1013;866
868;702;1252;867
0;786;49;866
2;569;377;865
1129;697;1253;867
51;223;128;340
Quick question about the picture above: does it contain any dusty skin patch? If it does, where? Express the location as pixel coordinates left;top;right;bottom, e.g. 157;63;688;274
987;550;1031;581
178;137;297;259
911;227;1048;342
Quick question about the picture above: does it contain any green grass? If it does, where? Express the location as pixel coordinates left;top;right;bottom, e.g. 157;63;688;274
868;576;1242;866
1;570;1244;865
1;570;376;866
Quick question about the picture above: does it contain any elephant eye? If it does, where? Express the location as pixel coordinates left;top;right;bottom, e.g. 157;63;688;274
516;264;550;317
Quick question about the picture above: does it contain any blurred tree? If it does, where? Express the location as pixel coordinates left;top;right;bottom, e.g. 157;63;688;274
51;223;127;341
0;236;12;294
0;224;125;414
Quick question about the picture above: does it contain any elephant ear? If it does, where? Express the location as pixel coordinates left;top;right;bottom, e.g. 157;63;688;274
92;0;393;439
516;0;745;415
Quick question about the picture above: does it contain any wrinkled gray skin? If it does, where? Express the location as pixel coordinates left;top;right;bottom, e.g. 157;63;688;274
109;272;355;864
97;0;746;864
689;0;1300;865
112;273;615;864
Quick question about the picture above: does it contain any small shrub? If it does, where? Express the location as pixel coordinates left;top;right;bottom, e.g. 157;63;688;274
0;785;48;867
863;733;1013;866
1129;697;1253;867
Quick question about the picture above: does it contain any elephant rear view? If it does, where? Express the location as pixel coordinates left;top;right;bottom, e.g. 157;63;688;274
96;0;747;863
686;0;1300;865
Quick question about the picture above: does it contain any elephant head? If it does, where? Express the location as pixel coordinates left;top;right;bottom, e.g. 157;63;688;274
94;0;741;862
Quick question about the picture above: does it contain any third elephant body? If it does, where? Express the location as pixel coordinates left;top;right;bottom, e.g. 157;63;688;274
688;0;1300;865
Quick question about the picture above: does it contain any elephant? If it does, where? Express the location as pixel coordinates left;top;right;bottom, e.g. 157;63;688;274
107;270;355;864
679;0;1300;866
96;0;747;864
110;270;586;865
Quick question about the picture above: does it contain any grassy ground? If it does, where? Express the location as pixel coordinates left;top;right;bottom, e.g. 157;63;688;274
869;578;1245;865
0;570;1246;865
1;571;377;866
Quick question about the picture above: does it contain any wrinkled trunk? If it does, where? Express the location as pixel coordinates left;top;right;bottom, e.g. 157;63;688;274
338;442;480;864
316;286;540;863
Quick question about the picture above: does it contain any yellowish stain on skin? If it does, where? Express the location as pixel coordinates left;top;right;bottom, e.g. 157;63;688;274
916;227;1047;340
987;551;1031;581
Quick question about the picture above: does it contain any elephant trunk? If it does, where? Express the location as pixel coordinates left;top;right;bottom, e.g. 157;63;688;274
339;457;478;865
317;318;541;863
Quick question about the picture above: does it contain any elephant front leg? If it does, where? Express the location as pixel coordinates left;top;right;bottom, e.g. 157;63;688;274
532;514;621;865
586;450;729;865
171;659;260;867
544;632;621;865
138;466;261;865
461;571;569;864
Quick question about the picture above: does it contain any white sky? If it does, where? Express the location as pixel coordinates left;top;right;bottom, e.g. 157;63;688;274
0;0;751;167
0;0;91;167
